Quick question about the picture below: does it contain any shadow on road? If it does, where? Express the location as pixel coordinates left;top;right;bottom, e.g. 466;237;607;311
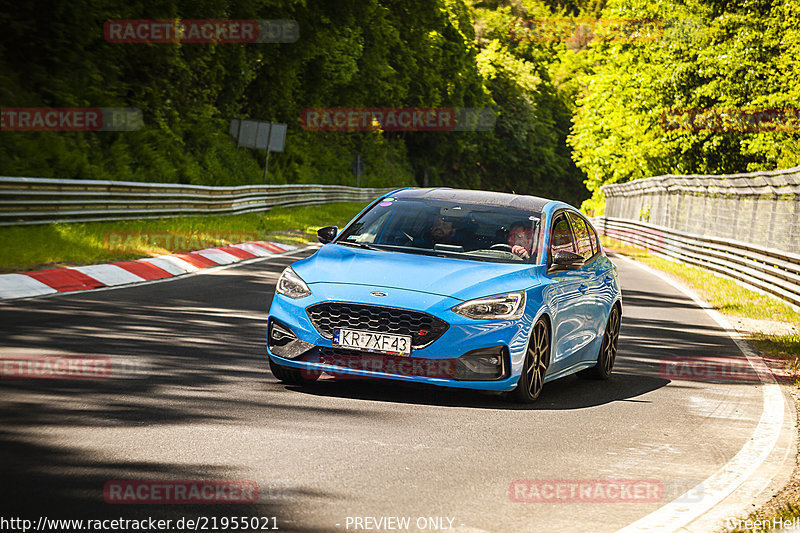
0;249;763;524
286;273;760;407
284;369;667;410
0;255;332;529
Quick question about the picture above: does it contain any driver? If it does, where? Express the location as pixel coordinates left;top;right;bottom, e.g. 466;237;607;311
508;222;533;259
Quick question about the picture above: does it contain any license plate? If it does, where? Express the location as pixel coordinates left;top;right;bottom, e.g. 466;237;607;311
333;328;412;356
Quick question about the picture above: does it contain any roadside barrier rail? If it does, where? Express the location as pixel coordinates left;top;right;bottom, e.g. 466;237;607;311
592;216;800;307
601;166;800;255
0;177;395;226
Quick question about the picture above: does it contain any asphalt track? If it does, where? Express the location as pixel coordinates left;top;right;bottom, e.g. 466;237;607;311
0;247;795;532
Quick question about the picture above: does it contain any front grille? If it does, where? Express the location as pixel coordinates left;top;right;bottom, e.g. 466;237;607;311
306;302;449;349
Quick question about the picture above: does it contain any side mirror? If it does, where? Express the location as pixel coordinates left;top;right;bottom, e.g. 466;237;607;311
551;250;584;270
317;226;338;244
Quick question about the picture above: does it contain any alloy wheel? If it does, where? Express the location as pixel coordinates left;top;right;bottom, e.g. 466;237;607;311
524;320;550;400
602;306;620;376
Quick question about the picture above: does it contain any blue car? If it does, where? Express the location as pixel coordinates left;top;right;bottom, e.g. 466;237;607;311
267;188;622;403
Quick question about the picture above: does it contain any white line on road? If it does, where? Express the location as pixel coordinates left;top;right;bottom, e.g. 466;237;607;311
613;255;791;533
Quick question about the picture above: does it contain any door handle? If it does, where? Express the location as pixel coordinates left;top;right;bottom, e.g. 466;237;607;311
579;284;588;293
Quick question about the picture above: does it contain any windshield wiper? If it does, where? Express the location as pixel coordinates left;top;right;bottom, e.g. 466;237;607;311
337;241;383;251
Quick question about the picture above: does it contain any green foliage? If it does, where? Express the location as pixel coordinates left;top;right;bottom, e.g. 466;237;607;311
5;0;795;211
0;0;591;206
468;0;589;202
567;0;800;206
580;189;605;216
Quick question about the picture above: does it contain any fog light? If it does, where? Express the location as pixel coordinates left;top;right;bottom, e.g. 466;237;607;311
271;322;294;342
454;347;507;380
268;320;314;359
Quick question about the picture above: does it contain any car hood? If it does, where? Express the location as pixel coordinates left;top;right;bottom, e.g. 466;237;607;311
292;244;540;301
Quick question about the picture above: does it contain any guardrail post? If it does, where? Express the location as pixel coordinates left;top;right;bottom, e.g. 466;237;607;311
792;196;800;255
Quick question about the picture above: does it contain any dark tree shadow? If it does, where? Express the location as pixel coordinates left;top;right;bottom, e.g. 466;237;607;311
0;253;336;530
0;247;764;529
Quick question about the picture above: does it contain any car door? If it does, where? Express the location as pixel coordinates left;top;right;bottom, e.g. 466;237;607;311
567;212;606;362
585;218;619;355
545;211;594;374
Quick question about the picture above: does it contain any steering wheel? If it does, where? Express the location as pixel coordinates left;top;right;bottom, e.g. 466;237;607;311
490;243;513;252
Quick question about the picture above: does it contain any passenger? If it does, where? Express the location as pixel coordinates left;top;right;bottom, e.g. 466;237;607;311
422;216;474;249
431;216;457;243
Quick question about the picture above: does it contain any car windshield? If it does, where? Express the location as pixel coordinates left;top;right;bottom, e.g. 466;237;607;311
336;197;541;263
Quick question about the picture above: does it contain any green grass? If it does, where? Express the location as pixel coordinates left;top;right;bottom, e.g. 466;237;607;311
750;333;800;360
0;202;365;273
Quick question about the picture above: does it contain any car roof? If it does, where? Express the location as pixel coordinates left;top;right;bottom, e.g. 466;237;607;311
390;188;551;212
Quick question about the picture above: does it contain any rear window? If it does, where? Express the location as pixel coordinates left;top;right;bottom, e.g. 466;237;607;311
568;212;595;260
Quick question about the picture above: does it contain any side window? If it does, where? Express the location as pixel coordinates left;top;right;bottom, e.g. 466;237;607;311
587;222;600;255
567;212;594;260
549;213;576;257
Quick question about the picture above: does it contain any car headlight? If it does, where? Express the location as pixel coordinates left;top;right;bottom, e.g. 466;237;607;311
452;291;526;320
276;266;311;299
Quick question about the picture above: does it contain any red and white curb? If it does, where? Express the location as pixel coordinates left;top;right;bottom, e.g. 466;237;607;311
0;241;298;300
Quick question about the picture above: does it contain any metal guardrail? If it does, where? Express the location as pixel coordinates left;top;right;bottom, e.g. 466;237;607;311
602;166;800;197
601;166;800;255
593;216;800;307
0;177;396;226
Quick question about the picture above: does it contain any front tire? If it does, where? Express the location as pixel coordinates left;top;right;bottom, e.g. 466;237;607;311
583;304;620;380
509;319;550;403
269;357;318;385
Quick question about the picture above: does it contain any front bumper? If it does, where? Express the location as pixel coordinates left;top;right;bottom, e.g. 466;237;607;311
266;283;536;392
